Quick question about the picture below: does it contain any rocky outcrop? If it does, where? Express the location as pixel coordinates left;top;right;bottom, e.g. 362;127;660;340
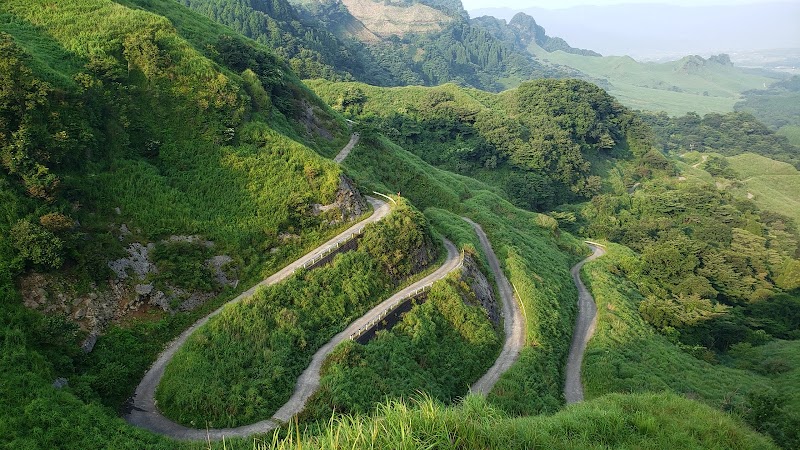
108;243;156;280
20;236;240;337
460;253;499;326
20;273;131;333
339;0;455;38
313;175;368;224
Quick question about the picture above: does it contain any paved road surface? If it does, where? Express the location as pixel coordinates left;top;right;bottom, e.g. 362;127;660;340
124;197;389;440
333;133;359;163
563;243;606;404
124;206;463;440
270;238;461;424
465;218;526;396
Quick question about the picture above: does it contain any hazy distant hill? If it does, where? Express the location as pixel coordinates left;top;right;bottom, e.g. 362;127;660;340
471;2;800;60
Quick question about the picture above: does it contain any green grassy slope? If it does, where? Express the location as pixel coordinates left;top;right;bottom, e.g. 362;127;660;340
582;244;799;448
0;0;371;446
529;45;781;116
677;152;800;225
307;78;647;211
339;128;587;415
259;393;776;449
157;202;438;428
302;269;501;421
727;154;800;224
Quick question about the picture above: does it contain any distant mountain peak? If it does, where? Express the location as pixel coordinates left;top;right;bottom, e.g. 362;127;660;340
337;0;460;38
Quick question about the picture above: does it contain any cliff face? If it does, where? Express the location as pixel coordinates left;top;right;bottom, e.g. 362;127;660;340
314;175;369;224
460;253;499;326
339;0;455;38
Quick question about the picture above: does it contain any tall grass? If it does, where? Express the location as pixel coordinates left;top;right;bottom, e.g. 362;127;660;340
243;393;775;450
301;270;501;422
157;204;438;428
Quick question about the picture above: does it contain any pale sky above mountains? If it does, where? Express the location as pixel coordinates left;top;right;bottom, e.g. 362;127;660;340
462;0;786;10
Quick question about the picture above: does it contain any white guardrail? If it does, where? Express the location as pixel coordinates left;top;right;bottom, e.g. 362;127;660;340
298;226;365;271
349;256;464;341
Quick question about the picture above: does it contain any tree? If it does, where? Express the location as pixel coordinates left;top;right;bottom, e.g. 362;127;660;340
10;220;64;269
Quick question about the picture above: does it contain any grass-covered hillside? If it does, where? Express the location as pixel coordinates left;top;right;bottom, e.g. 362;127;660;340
2;0;794;448
263;393;777;449
302;264;501;422
529;46;783;116
582;244;799;449
676;152;800;225
307;78;651;211
0;0;371;446
644;110;800;169
157;201;438;428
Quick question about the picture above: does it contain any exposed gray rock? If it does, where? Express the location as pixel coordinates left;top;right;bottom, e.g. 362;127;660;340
279;233;300;243
313;175;368;225
52;377;68;389
168;235;214;248
178;292;215;312
135;283;154;296
108;243;156;279
460;254;500;326
81;333;98;353
206;255;238;288
24;234;239;335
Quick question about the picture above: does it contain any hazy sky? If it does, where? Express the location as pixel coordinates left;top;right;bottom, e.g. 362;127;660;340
462;0;784;11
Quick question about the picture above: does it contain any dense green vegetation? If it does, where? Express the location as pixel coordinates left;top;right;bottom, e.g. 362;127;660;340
302;268;500;420
582;244;799;448
157;202;437;428
736;76;800;143
333;123;587;415
261;393;777;449
309;78;649;211
0;0;371;446
643;110;800;169
676;151;800;229
3;0;796;448
171;0;576;91
166;0;387;83
582;165;800;314
0;297;176;449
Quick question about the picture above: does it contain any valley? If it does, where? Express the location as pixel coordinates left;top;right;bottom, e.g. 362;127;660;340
0;0;798;449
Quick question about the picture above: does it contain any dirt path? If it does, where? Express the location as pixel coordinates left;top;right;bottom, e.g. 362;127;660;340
124;197;390;440
333;133;360;163
464;218;525;396
692;154;708;169
563;243;606;404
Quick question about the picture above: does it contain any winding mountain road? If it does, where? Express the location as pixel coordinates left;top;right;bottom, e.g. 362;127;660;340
124;202;464;440
124;196;390;439
464;218;526;396
333;132;359;163
563;243;606;404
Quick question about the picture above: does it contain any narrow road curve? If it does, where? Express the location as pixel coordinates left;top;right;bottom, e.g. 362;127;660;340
563;243;606;404
125;218;462;440
271;238;461;424
692;154;708;169
464;218;526;396
124;197;390;439
333;132;359;163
